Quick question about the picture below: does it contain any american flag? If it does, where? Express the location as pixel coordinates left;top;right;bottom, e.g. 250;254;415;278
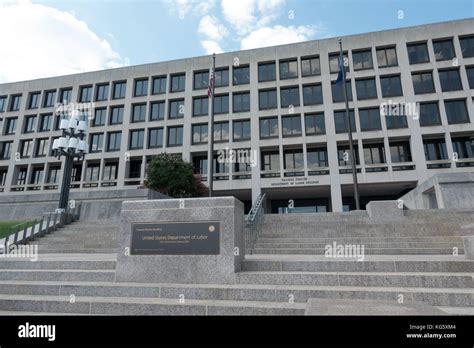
207;68;215;98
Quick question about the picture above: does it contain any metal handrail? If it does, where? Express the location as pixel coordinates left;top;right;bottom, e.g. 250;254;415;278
244;193;266;255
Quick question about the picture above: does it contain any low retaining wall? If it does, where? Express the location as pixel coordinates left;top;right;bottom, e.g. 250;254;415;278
0;188;169;221
400;173;474;210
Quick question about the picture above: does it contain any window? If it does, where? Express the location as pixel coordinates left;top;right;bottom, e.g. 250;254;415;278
233;92;250;113
214;122;229;142
214;94;229;114
28;92;40;109
412;71;435;94
460;36;474;58
214;68;229;87
35;138;49;157
303;84;323;105
148;128;163;148
352;49;373;70
89;133;104;153
390;141;412;163
233;120;251;141
192;124;208;144
433;38;455;61
329;52;348;73
338;145;360;166
128;159;142;179
419;102;441;126
93;108;106;126
0;141;12;159
96;84;109;101
363;143;386;164
439;68;462;92
110;106;124;124
284;149;304;170
167;126;183;146
332;80;353;103
10;95;21;111
301;56;320;77
280;86;300;108
305;113;325;135
261;151;280;171
359;108;382;131
103;162;118;181
150;101;165;121
279;59;298;79
134;78;149;97
152;76;167;94
24;115;37;133
282;115;302;137
376;46;398;67
233;66;250;85
444;100;470;124
259;89;277;110
170;73;185;92
79;86;92;102
385;115;408;129
424;138;448;161
59;88;72;104
132;103;146;123
194;71;209;90
5;118;17;135
307;148;328;167
46;166;61;184
39;114;52;132
259;117;278;139
20;139;33;158
0;96;6;112
0;169;6;186
193;97;208;117
334;110;356;134
30;167;44;185
113;81;126;99
452;137;474;159
107;132;122;151
85;163;100;182
129;129;145;149
467;66;474;89
169;99;185;119
355;78;377;100
16;168;28;186
407;42;429;64
258;62;276;82
380;75;402;97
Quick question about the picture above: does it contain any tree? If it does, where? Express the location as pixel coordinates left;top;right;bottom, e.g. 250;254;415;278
146;153;208;198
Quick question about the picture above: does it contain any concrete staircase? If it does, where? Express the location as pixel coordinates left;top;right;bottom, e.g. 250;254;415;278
0;210;473;315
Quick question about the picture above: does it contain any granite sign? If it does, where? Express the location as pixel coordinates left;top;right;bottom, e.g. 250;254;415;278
130;221;220;255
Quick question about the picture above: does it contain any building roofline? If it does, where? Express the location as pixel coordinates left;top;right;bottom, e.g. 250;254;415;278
0;17;473;87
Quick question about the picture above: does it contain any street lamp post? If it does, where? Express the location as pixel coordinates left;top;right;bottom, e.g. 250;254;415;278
52;110;89;212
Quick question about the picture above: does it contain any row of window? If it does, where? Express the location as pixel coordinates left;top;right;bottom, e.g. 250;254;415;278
1;35;472;113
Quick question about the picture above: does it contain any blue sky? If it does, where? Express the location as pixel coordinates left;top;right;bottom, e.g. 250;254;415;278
0;0;472;83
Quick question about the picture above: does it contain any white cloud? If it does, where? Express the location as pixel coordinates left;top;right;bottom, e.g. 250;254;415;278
200;40;223;54
240;25;318;50
198;15;228;41
221;0;285;35
165;0;215;17
0;1;127;83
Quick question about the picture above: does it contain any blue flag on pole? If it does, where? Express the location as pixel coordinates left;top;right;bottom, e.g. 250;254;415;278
335;53;345;85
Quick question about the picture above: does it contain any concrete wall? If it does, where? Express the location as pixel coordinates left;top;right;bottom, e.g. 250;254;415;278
0;188;169;221
400;173;474;210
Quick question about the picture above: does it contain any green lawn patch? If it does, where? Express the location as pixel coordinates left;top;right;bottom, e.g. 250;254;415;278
0;221;35;240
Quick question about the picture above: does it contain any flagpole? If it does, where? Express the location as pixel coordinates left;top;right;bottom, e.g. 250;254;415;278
207;53;216;197
339;39;360;210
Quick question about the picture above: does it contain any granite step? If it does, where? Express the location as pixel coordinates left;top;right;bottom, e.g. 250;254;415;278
256;236;463;243
251;248;463;255
254;242;463;249
0;260;116;270
0;281;471;307
0;294;306;315
0;269;115;282
235;271;474;288
33;247;118;254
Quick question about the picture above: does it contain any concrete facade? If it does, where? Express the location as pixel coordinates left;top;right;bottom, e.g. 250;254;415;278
0;19;473;213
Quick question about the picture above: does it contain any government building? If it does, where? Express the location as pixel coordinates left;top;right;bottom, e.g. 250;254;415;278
0;18;473;213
